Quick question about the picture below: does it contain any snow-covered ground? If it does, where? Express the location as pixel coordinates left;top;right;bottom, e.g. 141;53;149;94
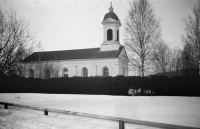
0;93;200;128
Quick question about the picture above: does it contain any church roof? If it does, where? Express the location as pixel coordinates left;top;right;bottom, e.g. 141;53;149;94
103;12;119;21
103;3;119;21
22;46;124;62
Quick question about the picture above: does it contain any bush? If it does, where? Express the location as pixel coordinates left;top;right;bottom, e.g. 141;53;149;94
1;76;199;96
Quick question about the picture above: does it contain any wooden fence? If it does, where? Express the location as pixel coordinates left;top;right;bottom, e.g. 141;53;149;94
0;102;199;129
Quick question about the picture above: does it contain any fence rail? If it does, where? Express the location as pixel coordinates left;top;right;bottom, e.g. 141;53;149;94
0;102;198;129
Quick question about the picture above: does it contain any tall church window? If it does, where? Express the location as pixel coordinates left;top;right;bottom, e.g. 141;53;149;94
45;68;50;79
103;67;109;76
117;30;119;41
29;69;34;78
107;29;113;41
63;68;68;77
82;67;88;77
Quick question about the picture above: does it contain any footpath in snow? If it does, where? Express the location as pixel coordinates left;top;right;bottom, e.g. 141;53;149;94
0;93;200;128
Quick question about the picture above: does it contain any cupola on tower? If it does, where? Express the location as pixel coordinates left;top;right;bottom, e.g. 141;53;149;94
101;2;122;51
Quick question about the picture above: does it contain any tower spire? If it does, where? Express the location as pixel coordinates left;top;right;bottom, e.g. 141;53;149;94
109;2;113;12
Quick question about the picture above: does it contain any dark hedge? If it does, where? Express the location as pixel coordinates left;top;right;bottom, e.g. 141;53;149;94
1;74;200;96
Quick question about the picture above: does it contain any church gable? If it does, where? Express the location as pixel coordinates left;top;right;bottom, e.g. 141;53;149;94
119;47;129;63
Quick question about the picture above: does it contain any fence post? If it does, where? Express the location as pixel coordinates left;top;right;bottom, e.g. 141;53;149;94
119;120;124;129
44;110;48;115
5;104;8;109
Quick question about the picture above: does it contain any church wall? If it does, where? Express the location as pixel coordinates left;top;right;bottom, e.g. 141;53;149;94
118;61;128;76
22;61;62;78
22;58;123;78
22;48;130;78
118;47;129;76
60;58;120;77
100;42;121;51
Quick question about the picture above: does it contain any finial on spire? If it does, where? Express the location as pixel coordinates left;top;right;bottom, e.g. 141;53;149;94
109;2;113;12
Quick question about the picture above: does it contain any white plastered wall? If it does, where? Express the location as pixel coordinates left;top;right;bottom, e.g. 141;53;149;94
22;58;121;78
118;47;129;76
60;58;120;77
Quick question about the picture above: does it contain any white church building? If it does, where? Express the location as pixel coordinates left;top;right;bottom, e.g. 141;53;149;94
22;4;129;78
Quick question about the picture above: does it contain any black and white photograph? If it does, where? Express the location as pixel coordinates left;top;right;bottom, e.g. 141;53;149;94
0;0;200;128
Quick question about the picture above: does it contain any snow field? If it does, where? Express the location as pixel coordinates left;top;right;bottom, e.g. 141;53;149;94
0;107;162;129
0;93;200;128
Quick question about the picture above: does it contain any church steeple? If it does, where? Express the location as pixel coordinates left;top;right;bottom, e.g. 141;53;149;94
109;2;113;12
100;3;122;51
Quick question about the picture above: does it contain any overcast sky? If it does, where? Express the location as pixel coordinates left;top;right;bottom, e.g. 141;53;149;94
0;0;199;52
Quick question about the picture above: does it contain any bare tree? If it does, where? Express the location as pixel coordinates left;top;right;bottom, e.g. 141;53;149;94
181;43;199;76
182;2;200;75
15;44;33;76
168;48;183;76
0;9;34;76
152;40;171;74
124;0;161;77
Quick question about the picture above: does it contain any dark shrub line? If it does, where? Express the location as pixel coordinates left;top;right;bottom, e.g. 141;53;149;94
1;74;199;96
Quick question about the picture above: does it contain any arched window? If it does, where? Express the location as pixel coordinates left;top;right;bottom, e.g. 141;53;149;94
45;68;50;79
63;68;68;77
82;67;88;77
103;67;109;76
117;30;119;41
107;29;113;41
29;69;34;78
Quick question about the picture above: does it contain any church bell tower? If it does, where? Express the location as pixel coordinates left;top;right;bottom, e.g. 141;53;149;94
100;3;122;51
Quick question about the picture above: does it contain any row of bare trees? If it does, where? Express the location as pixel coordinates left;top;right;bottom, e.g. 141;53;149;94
181;2;200;76
125;0;200;77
